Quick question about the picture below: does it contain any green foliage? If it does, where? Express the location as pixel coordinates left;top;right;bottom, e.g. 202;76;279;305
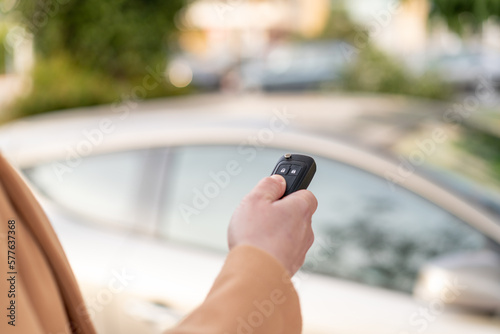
431;0;500;34
11;53;122;117
18;0;184;78
319;5;364;42
8;0;185;117
10;53;192;119
458;125;500;180
341;45;451;100
314;3;450;100
0;24;7;74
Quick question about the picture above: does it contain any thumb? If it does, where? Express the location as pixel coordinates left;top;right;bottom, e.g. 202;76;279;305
250;175;286;202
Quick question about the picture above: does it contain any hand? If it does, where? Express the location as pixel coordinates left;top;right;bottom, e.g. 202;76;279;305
228;175;318;276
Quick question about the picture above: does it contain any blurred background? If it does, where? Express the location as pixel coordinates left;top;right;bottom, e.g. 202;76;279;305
1;0;500;333
0;0;500;109
1;0;500;179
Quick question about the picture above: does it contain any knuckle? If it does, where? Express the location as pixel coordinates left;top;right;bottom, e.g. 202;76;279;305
304;191;318;210
308;232;315;247
297;194;314;213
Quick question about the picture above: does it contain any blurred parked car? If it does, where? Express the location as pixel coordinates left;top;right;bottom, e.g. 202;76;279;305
1;94;499;334
427;51;500;91
172;41;351;91
239;41;349;91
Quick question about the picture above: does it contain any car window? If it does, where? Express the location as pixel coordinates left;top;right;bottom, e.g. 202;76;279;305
23;150;150;229
160;145;282;250
304;155;488;293
160;145;488;293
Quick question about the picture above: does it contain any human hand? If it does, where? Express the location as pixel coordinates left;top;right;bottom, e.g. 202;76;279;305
228;175;318;276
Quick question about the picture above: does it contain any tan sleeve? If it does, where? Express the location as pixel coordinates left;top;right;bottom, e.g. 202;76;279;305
164;245;302;334
0;153;97;334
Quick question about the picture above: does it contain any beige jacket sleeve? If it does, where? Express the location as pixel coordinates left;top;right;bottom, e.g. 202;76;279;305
0;154;97;334
164;245;302;334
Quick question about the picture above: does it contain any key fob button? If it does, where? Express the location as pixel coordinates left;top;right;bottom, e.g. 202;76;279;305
277;164;291;175
289;165;302;176
270;154;316;198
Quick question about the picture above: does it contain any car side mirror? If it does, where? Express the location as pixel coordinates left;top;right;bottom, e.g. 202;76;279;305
413;249;500;314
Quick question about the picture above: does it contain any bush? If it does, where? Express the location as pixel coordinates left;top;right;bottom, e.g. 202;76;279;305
10;54;121;117
18;0;184;79
10;53;192;119
458;125;500;180
0;24;7;74
6;0;187;119
341;45;452;100
431;0;500;34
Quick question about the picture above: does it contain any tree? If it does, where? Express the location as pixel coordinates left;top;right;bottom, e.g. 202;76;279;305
431;0;500;34
19;0;184;79
9;0;185;117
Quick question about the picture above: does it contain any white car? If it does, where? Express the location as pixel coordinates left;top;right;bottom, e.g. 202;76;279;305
1;94;500;334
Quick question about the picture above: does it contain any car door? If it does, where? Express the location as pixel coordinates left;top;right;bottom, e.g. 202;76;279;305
21;148;219;334
155;144;500;334
22;143;500;334
22;148;163;333
295;154;500;334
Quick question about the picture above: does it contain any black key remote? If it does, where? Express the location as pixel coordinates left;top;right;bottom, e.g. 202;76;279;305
271;154;316;197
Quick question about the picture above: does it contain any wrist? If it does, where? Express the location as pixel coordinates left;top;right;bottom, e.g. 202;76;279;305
231;242;293;276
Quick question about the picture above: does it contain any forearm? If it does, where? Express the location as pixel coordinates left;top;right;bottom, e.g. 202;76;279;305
164;245;302;334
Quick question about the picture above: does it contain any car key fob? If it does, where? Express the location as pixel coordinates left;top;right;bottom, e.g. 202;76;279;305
271;154;316;197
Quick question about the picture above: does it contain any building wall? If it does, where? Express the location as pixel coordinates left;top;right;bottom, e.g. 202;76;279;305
346;0;430;56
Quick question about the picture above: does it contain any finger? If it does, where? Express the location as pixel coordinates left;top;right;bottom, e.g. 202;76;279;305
279;189;318;215
249;175;286;202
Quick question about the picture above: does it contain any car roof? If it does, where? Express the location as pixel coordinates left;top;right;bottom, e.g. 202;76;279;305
3;93;497;203
2;93;500;243
0;93;447;161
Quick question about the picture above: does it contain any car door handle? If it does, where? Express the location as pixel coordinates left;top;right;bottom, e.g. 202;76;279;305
124;299;184;329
